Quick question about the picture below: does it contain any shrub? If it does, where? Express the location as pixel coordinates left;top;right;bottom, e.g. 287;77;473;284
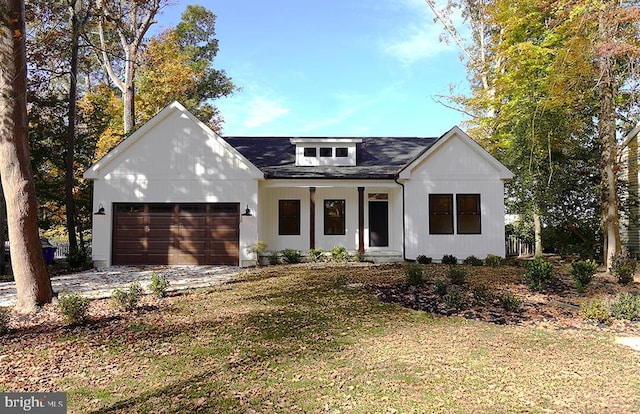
416;255;432;265
610;254;637;285
404;263;424;286
112;282;143;312
571;259;598;292
149;272;170;298
485;254;503;267
0;307;10;333
58;293;91;325
330;246;351;262
463;255;483;266
267;251;280;265
353;251;366;262
442;255;457;265
500;292;522;312
281;249;302;264
579;299;612;324
67;247;89;269
248;241;268;266
442;289;465;310
523;256;554;291
307;248;324;262
434;279;448;296
448;266;467;285
609;292;640;321
472;284;495;305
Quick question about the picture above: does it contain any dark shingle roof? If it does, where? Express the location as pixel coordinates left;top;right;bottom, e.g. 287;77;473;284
223;136;439;179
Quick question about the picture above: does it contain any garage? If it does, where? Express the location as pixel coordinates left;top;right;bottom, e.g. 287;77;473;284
112;203;240;265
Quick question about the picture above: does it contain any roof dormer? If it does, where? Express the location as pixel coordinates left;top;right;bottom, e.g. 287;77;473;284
290;138;361;166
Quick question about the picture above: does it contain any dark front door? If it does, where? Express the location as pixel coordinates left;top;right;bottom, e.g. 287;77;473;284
369;201;388;247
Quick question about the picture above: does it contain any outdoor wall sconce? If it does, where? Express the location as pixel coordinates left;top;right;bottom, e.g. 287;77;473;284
241;205;253;217
94;204;105;215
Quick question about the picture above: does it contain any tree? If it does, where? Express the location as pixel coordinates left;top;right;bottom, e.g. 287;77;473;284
0;0;53;312
94;0;162;134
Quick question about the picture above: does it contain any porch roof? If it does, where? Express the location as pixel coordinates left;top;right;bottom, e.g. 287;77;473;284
223;136;439;179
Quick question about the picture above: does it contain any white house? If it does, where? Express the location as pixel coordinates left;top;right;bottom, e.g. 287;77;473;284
83;101;513;267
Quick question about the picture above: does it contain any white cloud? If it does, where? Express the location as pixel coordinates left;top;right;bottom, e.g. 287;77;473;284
243;97;289;129
383;23;455;64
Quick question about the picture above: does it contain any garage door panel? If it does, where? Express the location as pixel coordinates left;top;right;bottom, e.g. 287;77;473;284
113;202;240;265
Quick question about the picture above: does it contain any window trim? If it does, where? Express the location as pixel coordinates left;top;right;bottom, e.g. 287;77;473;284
278;200;301;235
319;147;333;157
428;194;454;235
303;147;316;157
335;147;348;157
456;194;481;234
324;199;346;235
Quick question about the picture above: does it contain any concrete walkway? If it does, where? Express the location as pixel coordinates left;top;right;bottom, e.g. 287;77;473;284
0;265;243;307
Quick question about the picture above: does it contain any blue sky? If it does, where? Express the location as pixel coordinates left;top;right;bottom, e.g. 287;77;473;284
156;0;469;137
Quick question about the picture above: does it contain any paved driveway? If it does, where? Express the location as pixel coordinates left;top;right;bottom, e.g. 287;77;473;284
0;265;243;307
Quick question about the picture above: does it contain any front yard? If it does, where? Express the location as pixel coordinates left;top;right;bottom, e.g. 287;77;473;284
1;262;639;413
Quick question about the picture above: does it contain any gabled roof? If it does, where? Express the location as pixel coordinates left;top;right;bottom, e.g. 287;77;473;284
223;136;440;179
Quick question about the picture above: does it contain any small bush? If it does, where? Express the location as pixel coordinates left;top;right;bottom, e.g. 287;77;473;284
485;254;503;267
442;255;457;265
404;263;424;286
353;251;366;262
67;248;89;269
472;284;495;305
463;255;483;266
448;266;467;285
267;251;280;265
248;241;268;266
434;279;448;296
281;249;302;264
149;272;170;298
609;292;640;321
579;299;612;324
523;256;554;291
112;282;143;312
58;293;91;325
0;307;10;333
416;255;432;265
307;248;324;262
610;254;637;285
330;246;351;262
500;292;522;312
442;289;465;310
571;259;597;292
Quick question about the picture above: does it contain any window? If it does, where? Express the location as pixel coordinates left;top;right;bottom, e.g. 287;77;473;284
429;194;453;234
279;200;300;235
324;200;345;235
457;194;481;234
320;147;332;157
304;147;316;157
335;147;348;157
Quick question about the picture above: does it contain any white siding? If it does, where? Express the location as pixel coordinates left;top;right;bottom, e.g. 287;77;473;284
403;135;507;260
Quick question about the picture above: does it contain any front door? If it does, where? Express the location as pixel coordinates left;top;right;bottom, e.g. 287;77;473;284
369;201;389;247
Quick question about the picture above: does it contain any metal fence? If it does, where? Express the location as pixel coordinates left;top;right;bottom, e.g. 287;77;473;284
51;242;91;259
505;235;534;257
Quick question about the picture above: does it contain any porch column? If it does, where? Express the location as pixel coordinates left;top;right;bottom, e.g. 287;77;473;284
309;187;316;249
358;187;365;254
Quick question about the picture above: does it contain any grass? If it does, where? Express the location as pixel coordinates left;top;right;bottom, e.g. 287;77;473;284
2;264;640;413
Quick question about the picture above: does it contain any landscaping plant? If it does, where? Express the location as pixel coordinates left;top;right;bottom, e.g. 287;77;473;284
463;255;483;266
281;249;302;264
448;266;467;285
523;256;554;291
500;292;522;312
442;254;457;265
484;254;503;267
306;248;324;262
416;255;432;265
58;293;91;325
112;282;143;311
571;259;598;292
404;263;424;286
330;246;351;262
608;292;640;321
150;272;170;298
579;299;612;324
610;254;637;285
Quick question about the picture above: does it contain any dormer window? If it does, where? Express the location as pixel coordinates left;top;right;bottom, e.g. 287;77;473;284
291;138;362;166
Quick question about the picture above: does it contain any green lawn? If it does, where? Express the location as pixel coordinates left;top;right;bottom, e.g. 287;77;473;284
2;264;639;413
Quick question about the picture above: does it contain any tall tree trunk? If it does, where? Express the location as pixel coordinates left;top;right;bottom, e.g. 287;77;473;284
533;212;543;257
599;12;622;270
0;0;53;312
65;0;81;252
0;178;6;275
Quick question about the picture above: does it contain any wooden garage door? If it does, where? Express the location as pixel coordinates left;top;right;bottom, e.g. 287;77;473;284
113;203;240;265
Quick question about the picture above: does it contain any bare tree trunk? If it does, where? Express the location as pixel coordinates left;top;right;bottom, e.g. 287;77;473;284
599;12;622;270
533;212;543;257
0;178;6;275
0;0;53;312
